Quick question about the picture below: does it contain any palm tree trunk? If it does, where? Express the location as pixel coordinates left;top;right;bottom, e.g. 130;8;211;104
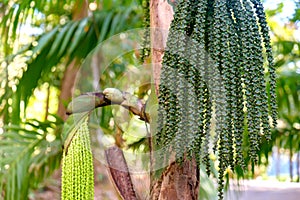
289;135;293;181
297;151;300;182
290;149;293;181
57;0;88;120
150;1;200;199
44;83;50;121
276;146;280;179
57;60;80;120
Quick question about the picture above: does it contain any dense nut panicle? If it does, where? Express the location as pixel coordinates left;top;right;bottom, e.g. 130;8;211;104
156;0;276;199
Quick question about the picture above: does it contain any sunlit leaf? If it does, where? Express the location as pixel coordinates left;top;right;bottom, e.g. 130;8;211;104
47;23;72;58
67;18;89;55
58;21;80;57
99;12;113;42
32;27;59;55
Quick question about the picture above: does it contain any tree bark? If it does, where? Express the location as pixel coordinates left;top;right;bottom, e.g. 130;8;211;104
150;0;200;199
150;0;173;95
57;60;80;120
276;146;280;179
297;151;300;182
289;135;294;181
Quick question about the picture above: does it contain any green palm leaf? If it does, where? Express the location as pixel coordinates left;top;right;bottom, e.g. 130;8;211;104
0;118;63;200
11;6;142;118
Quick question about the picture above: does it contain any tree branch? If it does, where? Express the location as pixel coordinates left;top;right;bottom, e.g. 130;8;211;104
66;88;150;123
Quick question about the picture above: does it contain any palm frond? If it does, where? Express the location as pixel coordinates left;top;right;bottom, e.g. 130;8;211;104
277;69;300;118
0;0;73;44
0;117;63;199
10;5;142;121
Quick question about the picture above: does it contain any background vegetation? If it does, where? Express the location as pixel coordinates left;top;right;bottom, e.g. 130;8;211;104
0;0;299;199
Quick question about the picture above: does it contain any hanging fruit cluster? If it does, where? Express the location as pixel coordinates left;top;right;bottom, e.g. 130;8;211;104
155;0;277;199
61;118;94;200
140;0;151;63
